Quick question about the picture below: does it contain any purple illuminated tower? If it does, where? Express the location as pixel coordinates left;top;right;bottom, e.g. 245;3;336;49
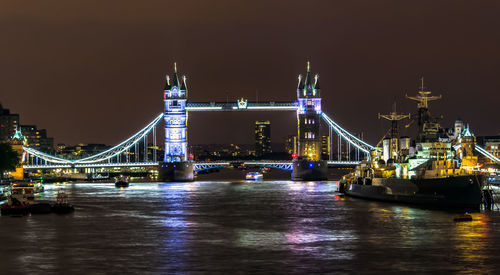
292;62;328;180
158;63;194;182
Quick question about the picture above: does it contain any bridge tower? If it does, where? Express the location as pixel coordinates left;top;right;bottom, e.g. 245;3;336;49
158;63;194;182
292;62;328;180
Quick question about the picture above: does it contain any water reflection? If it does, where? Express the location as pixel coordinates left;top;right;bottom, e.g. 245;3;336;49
1;181;500;273
453;213;492;273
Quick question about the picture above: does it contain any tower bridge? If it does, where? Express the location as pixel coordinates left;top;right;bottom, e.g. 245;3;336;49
25;62;500;181
21;62;498;181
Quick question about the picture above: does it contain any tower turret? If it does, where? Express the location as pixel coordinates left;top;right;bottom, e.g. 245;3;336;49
180;75;187;93
164;75;171;91
314;74;320;90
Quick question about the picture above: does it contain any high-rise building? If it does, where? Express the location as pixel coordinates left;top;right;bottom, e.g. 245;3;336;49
20;125;54;153
255;121;271;157
321;135;330;160
285;135;297;155
0;103;19;141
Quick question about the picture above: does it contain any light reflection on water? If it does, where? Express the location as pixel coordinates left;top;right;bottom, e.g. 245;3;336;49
1;181;500;273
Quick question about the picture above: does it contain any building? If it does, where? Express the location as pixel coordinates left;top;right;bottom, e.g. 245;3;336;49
285;135;297;155
190;144;255;160
9;129;26;180
321;135;330;160
477;135;500;163
20;125;54;153
0;103;19;141
453;119;465;140
255;121;271;158
458;126;478;169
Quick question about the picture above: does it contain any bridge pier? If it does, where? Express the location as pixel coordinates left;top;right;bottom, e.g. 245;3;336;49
158;162;194;182
160;63;194;182
292;159;328;181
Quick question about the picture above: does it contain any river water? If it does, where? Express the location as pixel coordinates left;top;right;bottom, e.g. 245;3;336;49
1;181;500;274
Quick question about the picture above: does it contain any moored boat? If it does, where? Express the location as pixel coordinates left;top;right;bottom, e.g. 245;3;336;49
1;204;28;215
0;186;10;201
51;191;74;214
28;202;53;214
340;80;488;210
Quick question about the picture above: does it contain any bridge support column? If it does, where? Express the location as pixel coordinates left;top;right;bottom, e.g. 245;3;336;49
293;62;328;181
292;159;328;181
158;162;194;182
160;63;194;182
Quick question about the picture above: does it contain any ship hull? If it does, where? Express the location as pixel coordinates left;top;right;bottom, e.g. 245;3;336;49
344;175;486;210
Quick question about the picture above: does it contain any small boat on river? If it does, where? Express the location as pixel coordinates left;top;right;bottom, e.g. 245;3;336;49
246;172;263;181
115;176;130;188
51;191;74;214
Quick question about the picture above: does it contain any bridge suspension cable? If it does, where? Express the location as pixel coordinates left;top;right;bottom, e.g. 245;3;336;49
321;112;378;154
475;145;500;163
23;113;164;165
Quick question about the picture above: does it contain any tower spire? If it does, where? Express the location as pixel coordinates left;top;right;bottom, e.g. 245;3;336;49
172;62;180;87
180;75;187;91
164;75;171;90
304;61;313;91
314;74;320;89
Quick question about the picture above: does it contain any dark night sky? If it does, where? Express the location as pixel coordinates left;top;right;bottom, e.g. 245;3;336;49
1;0;499;147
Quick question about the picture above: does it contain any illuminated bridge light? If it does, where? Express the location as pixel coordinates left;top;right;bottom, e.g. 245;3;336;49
186;106;223;111
24;113;163;165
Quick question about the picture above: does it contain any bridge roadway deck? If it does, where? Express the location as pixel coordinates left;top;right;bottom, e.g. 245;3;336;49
23;160;360;170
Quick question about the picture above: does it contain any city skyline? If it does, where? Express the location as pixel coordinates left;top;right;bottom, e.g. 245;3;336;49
1;1;499;146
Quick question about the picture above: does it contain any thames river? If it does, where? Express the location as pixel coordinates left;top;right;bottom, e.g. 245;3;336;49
1;181;500;273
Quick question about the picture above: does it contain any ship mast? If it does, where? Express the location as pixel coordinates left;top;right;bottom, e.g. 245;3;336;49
378;102;410;161
378;102;411;139
405;77;442;141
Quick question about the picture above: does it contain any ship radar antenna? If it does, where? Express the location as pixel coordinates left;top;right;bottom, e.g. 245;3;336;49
406;77;442;109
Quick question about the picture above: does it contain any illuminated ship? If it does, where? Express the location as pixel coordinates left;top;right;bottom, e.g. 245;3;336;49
246;172;263;181
339;79;487;210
